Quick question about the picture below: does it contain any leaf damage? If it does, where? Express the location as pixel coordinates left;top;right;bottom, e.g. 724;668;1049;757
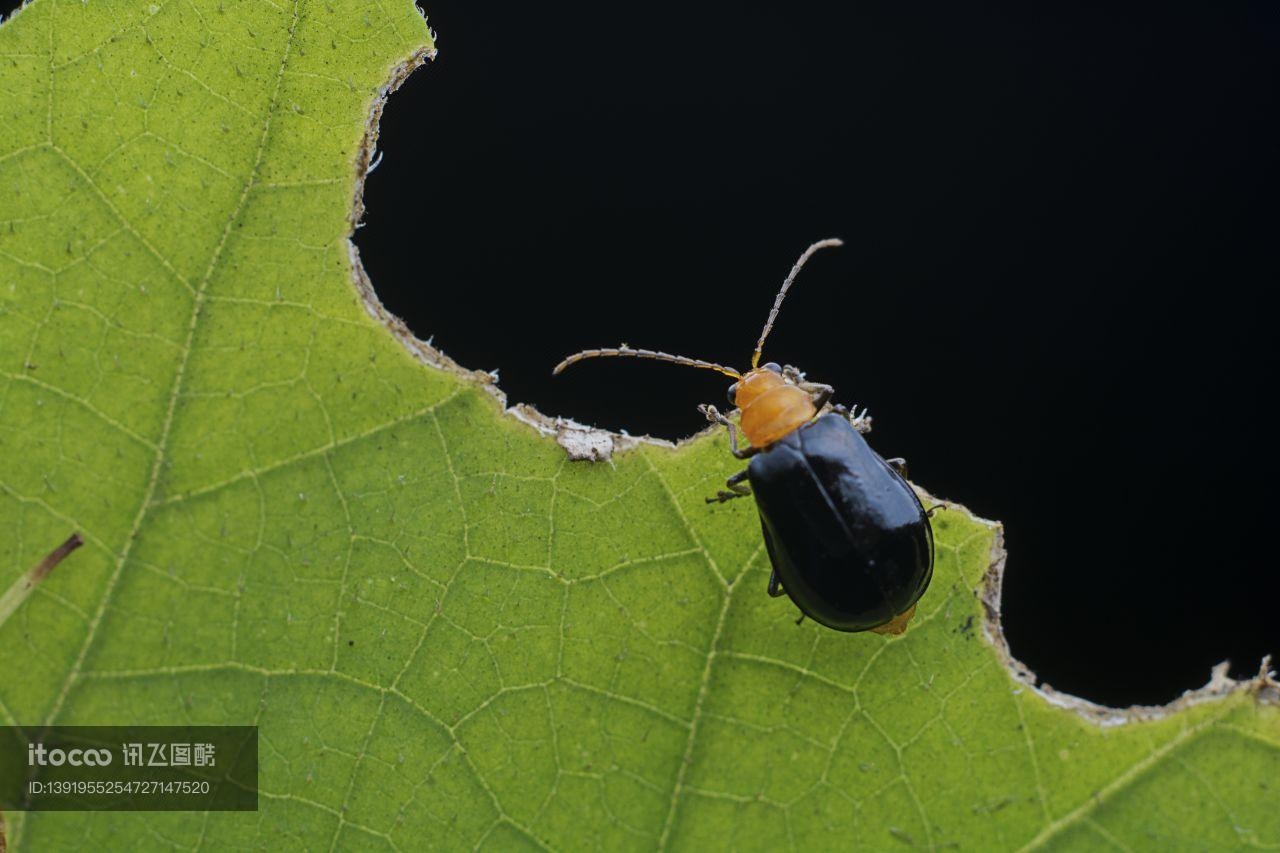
1;0;1274;846
347;46;1278;726
978;508;1278;724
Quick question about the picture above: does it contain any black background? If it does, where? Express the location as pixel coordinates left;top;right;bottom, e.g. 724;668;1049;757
5;0;1275;706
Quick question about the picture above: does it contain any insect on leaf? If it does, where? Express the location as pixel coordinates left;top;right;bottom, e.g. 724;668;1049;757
0;1;1276;849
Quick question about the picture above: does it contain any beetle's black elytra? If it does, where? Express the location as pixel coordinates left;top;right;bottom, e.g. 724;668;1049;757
553;239;935;635
750;413;933;632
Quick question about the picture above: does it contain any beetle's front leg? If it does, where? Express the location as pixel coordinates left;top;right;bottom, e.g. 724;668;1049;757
698;404;759;460
782;366;835;410
806;383;834;410
706;468;751;504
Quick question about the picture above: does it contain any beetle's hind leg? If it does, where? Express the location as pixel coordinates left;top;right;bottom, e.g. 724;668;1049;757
706;469;751;504
699;404;759;460
885;457;909;477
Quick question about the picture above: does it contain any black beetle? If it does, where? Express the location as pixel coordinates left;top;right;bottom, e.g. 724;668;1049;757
554;238;934;634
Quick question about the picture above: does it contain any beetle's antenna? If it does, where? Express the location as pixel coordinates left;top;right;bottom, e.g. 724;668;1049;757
553;346;741;379
751;238;843;368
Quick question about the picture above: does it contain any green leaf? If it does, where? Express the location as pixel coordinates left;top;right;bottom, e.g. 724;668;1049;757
0;1;1276;849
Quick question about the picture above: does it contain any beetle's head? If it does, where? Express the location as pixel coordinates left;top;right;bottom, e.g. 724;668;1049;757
727;362;783;408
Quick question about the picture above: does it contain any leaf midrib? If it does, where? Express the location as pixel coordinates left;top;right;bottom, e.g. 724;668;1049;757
40;0;304;728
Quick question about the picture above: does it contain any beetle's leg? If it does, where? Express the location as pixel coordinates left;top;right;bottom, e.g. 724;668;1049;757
706;469;751;504
767;566;808;624
806;383;835;411
885;457;909;478
698;404;759;460
927;503;948;517
845;404;873;434
829;402;873;431
781;366;836;411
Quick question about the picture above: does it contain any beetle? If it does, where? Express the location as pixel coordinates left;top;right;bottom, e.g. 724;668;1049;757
553;238;933;635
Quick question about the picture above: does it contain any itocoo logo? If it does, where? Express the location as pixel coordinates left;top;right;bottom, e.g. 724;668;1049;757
27;743;113;766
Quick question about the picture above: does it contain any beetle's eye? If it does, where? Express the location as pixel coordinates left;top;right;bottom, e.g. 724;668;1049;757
726;382;739;404
763;362;782;373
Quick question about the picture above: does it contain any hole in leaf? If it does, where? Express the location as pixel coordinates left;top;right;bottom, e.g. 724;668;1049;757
357;0;1279;707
